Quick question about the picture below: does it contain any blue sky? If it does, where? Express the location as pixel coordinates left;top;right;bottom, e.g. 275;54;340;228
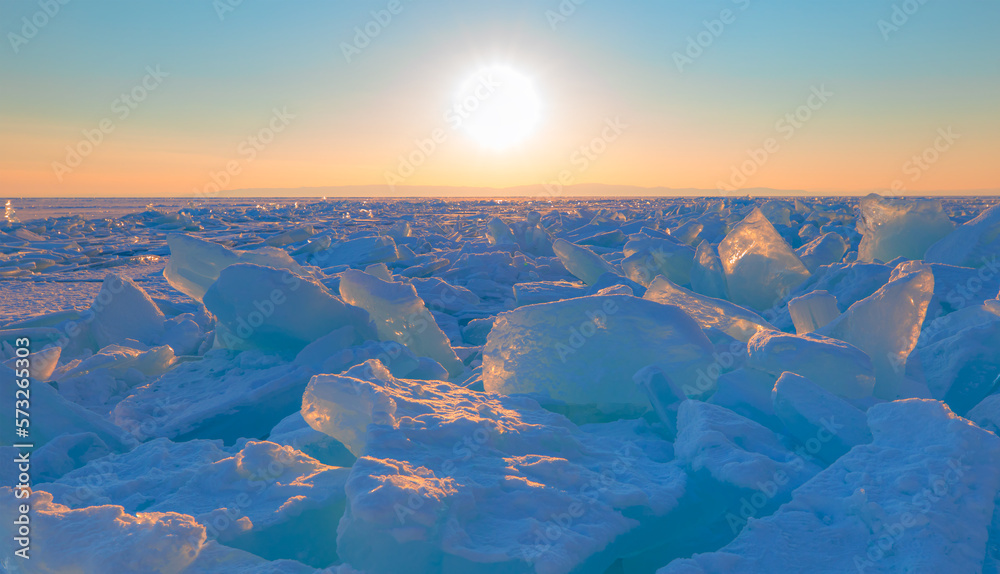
1;0;997;195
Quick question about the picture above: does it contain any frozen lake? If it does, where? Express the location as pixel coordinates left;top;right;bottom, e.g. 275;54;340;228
2;194;1000;573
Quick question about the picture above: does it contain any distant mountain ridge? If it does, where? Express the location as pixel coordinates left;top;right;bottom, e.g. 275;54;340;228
219;184;1000;198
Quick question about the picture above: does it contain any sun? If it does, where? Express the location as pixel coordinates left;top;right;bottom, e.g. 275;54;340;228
453;65;541;151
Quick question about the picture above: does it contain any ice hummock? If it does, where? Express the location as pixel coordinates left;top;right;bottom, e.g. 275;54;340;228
690;241;728;299
305;359;687;574
203;263;375;352
38;438;349;565
771;372;873;464
482;294;715;411
621;232;695;287
718;207;811;311
659;399;1000;574
819;266;934;400
925;203;1000;268
164;233;312;302
7;195;1000;574
674;399;821;494
552;238;620;286
644;276;774;343
338;268;464;377
787;290;840;334
794;231;848;272
857;193;955;264
89;273;166;348
747;329;876;400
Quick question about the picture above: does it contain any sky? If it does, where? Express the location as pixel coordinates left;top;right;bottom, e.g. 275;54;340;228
0;0;997;197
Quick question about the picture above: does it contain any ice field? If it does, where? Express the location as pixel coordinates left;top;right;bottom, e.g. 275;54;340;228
2;194;1000;573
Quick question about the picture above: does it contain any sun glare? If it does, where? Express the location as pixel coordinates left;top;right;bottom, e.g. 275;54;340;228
453;65;541;151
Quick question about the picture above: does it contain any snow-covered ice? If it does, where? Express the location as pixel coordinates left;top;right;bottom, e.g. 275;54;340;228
305;360;687;574
4;195;1000;573
659;399;1000;574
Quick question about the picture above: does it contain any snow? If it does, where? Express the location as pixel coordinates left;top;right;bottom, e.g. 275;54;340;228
5;196;1000;573
659;399;1000;574
307;359;687;574
674;400;821;494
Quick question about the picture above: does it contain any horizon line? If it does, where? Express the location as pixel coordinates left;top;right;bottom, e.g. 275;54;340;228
8;183;1000;200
